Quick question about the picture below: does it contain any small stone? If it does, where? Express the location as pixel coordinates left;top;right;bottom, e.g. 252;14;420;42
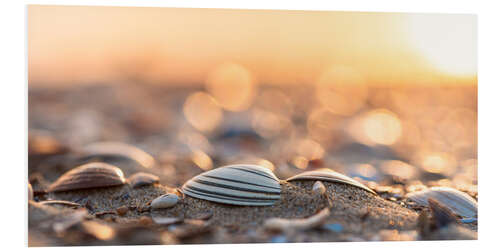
151;193;179;209
127;172;160;188
116;206;129;216
139;216;153;226
270;235;288;243
312;181;326;195
323;223;343;233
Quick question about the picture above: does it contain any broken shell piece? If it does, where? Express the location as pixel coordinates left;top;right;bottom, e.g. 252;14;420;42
28;183;34;201
39;200;82;208
127;172;160;188
286;168;376;194
181;164;281;206
406;187;477;218
312;181;326;195
78;141;156;169
151;193;179;209
48;162;126;192
151;215;183;225
263;208;330;232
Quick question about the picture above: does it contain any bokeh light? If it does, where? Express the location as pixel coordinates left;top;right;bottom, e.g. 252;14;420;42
315;66;368;116
205;62;257;112
183;92;222;132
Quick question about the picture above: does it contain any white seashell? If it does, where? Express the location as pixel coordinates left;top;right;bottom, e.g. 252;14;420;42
181;164;281;206
312;181;326;195
286;168;376;194
151;193;179;209
263;207;330;231
406;187;477;218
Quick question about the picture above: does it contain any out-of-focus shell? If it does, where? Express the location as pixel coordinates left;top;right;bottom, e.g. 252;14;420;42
406;187;477;218
39;200;82;208
28;183;34;201
286;168;376;194
127;172;160;188
48;162;126;192
77;142;156;169
181;164;281;206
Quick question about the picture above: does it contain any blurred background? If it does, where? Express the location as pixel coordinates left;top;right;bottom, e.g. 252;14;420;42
28;5;477;194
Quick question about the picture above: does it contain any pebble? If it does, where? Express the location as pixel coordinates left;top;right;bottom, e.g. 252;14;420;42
270;235;288;243
312;181;326;195
116;206;129;216
323;223;344;233
151;193;179;209
127;172;160;188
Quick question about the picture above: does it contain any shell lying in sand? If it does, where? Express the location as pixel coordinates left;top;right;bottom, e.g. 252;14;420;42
406;187;477;218
181;164;281;206
286;168;376;194
48;162;126;192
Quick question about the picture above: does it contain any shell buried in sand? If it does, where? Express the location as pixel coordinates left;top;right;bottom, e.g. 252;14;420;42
286;168;376;195
48;162;126;192
181;164;281;206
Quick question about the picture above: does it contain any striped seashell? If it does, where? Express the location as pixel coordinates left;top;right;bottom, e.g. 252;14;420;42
181;164;281;206
77;141;156;169
48;162;126;192
286;168;376;194
406;187;477;218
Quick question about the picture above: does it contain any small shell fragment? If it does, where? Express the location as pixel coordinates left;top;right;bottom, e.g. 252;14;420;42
151;193;179;209
28;183;34;201
39;200;82;208
263;207;330;232
312;181;326;195
78;141;156;169
48;162;126;192
406;187;477;218
286;168;376;194
181;164;281;206
127;172;160;188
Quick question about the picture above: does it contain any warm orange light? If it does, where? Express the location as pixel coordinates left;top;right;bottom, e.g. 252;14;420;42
362;110;402;145
183;92;222;132
205;63;257;111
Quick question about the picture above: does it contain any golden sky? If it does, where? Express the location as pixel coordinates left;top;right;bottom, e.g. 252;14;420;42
27;5;477;87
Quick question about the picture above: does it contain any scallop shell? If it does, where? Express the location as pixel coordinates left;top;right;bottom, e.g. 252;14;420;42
181;164;281;206
48;162;126;192
406;187;477;218
286;168;376;194
77;142;156;169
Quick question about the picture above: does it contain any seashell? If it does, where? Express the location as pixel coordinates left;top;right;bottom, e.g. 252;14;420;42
263;207;330;232
151;215;183;225
28;183;33;201
312;181;326;195
48;162;126;192
428;198;460;228
151;193;179;209
286;168;376;194
39;200;82;208
77;141;156;169
127;172;160;188
181;164;281;206
406;187;477;218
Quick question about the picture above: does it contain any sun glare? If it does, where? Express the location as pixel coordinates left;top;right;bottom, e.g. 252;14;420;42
407;14;476;76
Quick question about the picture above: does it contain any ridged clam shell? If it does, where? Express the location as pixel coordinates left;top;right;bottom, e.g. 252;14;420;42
48;162;126;192
78;142;156;169
406;187;477;218
286;168;376;194
181;164;281;206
